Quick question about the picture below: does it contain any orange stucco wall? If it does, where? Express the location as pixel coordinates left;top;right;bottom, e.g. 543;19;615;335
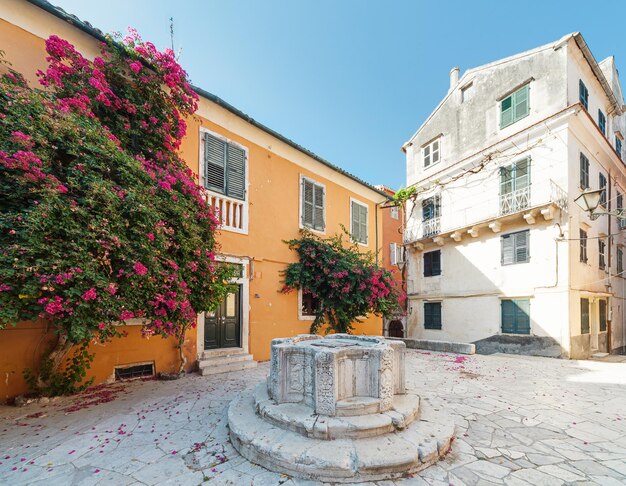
0;1;388;398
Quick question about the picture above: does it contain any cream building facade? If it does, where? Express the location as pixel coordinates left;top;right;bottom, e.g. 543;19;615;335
403;33;626;359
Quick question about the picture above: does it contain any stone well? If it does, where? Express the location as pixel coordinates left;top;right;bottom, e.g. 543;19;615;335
228;334;455;482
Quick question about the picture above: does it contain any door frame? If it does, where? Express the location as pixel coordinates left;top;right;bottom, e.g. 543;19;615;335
197;255;250;356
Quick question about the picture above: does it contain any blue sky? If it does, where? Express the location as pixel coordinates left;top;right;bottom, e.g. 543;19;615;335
51;0;626;190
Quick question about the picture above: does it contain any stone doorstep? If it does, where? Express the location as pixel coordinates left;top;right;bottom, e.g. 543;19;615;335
253;382;420;440
335;396;381;417
198;353;253;368
198;356;257;376
200;347;246;359
228;385;455;483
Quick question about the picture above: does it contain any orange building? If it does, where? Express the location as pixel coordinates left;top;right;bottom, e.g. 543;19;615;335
376;186;406;338
0;0;392;400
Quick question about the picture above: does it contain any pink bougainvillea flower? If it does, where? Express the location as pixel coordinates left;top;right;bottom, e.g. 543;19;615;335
81;288;97;301
133;262;148;275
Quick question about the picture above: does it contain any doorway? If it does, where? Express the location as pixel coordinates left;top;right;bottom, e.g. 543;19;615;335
204;285;241;350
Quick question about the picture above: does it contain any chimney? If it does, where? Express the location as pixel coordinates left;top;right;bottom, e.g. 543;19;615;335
449;66;460;92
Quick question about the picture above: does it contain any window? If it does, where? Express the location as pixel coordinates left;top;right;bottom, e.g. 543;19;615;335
461;83;474;103
501;230;529;265
301;177;325;231
599;173;607;207
422;195;441;237
616;137;623;159
579;153;589;189
618;247;623;274
579;80;589;110
350;200;368;244
599;239;606;270
423;250;441;277
618;193;626;229
424;302;442;330
389;242;405;266
500;84;530;129
580;229;588;263
599;299;607;332
301;291;320;318
500;158;530;214
598;110;606;135
390;206;400;220
203;132;246;200
501;299;530;334
580;298;590;334
423;139;440;168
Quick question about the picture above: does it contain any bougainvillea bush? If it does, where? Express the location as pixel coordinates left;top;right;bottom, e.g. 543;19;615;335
0;32;235;394
282;231;404;334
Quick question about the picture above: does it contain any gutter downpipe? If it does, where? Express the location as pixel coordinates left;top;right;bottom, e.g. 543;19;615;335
608;170;612;352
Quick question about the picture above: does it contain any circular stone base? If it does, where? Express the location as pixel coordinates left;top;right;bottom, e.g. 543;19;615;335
254;383;420;440
229;386;455;483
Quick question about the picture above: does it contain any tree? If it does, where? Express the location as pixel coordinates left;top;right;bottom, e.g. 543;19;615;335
0;31;234;394
282;231;404;334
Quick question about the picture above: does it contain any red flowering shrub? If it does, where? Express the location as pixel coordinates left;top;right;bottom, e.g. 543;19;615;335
0;32;235;394
282;232;404;334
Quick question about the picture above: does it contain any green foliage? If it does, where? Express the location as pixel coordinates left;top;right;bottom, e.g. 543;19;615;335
24;342;95;396
282;231;404;334
393;186;416;205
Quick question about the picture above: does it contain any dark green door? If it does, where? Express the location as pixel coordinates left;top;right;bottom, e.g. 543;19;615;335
204;285;241;350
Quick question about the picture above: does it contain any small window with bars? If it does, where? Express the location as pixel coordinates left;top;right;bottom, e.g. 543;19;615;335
203;132;246;200
351;200;368;245
115;363;155;381
501;230;529;265
301;177;325;231
301;290;320;317
616;137;622;160
618;247;624;274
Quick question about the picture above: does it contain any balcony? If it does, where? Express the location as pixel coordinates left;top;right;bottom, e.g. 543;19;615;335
206;192;248;234
405;179;567;245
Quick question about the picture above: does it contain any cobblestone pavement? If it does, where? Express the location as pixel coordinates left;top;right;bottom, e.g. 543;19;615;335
1;350;626;485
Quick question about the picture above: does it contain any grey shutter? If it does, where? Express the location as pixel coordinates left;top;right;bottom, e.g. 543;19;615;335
500;166;513;196
390;243;397;265
302;179;314;227
514;231;529;263
205;133;226;193
358;204;368;244
501;234;515;265
351;201;360;242
580;299;590;334
313;184;325;231
514;158;530;190
514;85;529;120
226;144;246;200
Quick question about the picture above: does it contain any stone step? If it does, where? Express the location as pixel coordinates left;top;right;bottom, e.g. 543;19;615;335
200;347;246;359
199;359;257;376
198;353;253;368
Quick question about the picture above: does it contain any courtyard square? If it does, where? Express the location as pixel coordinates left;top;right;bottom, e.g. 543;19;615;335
1;350;625;485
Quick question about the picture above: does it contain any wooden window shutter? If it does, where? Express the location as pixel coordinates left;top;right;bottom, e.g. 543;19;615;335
351;201;360;242
390;243;397;265
500;95;514;128
313;184;325;231
580;298;590;334
501;300;515;333
226;144;246;200
302;178;314;227
204;133;226;193
514;84;529;120
515;299;530;333
501;234;514;265
358;204;368;244
515;231;529;263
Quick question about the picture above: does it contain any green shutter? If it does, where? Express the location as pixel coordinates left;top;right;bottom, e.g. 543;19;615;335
502;299;530;334
500;96;513;128
424;302;442;330
514;84;529;120
205;133;226;193
581;298;590;334
226;144;246;200
501;300;515;333
302;179;314;227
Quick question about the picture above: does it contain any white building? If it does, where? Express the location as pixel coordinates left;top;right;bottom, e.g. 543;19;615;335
403;33;626;359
